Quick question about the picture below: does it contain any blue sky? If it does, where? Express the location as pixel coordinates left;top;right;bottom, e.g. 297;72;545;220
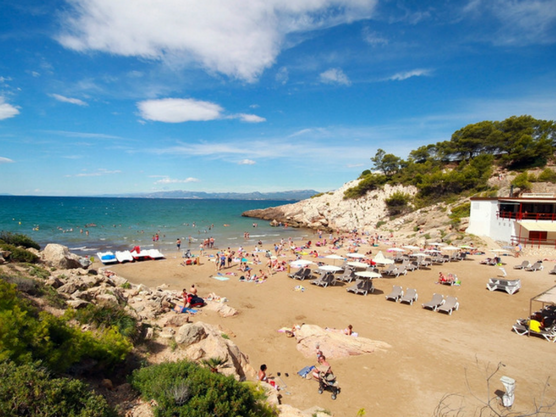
1;0;555;196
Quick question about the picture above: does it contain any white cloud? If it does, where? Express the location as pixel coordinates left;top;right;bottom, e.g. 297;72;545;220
0;157;14;164
276;67;289;84
388;69;431;81
235;113;266;123
463;0;556;45
0;97;20;120
319;68;351;85
362;29;388;46
50;93;88;106
57;0;378;82
154;177;200;184
137;98;223;123
238;159;256;165
71;169;121;177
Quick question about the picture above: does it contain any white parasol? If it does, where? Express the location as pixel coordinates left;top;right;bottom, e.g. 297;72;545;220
387;247;405;252
347;261;369;269
290;260;314;268
355;271;382;279
403;245;420;251
346;253;366;259
442;246;460;251
373;251;395;265
319;265;343;272
325;254;345;265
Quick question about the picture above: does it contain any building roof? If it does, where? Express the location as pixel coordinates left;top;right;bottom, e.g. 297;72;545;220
517;221;556;232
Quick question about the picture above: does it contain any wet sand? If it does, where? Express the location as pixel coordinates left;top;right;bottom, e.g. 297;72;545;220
104;241;556;416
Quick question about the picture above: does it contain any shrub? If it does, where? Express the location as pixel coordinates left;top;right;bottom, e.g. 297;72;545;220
0;232;40;250
449;203;471;219
511;172;532;191
26;264;50;280
0;243;39;263
0;280;132;373
75;304;138;340
538;168;556;183
0;361;116;416
131;360;276;417
376;220;386;228
384;191;412;216
343;173;387;199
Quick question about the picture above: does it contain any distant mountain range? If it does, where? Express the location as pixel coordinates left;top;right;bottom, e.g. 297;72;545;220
101;189;320;201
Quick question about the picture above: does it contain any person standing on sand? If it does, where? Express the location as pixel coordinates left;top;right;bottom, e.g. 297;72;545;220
176;238;181;251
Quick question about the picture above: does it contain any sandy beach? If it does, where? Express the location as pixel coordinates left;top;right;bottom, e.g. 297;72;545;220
104;239;556;416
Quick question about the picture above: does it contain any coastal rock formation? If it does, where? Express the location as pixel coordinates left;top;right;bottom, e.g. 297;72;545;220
175;322;255;381
295;324;390;359
41;243;89;269
243;180;418;232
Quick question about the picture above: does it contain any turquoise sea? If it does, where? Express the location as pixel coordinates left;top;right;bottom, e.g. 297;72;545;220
0;196;311;255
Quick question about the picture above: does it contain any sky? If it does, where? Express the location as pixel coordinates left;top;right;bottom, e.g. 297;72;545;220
0;0;555;196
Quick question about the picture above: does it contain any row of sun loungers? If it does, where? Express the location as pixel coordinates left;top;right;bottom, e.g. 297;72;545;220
385;286;459;314
512;306;556;342
486;278;521;295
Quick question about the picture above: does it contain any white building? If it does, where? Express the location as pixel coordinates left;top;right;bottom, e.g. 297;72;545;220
467;193;556;247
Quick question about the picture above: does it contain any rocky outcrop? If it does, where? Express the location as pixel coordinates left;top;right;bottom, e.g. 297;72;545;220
294;324;390;359
243;180;418;232
41;243;91;269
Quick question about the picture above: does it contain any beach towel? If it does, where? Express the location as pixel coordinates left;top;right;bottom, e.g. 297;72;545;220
211;275;229;281
297;366;315;378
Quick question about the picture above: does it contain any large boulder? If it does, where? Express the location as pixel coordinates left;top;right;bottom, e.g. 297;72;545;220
175;322;255;381
294;324;390;359
41;244;84;269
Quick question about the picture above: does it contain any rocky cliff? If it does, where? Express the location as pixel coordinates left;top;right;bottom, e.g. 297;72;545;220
243;180;418;232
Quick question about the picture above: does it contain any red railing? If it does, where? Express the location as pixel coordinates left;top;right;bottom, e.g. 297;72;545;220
498;211;556;221
511;235;556;249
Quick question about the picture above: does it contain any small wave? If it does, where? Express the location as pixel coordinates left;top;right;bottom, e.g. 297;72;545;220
69;246;87;251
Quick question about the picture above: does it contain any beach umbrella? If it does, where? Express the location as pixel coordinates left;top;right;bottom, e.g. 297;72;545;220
319;265;343;272
355;271;382;279
387;248;405;252
290;260;314;268
403;245;420;251
347;261;368;269
412;252;428;257
325;254;345;265
429;242;445;247
442;246;460;251
425;249;441;254
346;253;366;259
373;251;395;265
460;245;473;249
490;249;508;253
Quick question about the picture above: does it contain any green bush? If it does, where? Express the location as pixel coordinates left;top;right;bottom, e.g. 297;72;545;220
0;360;116;416
0;280;132;373
384;191;412;216
75;304;138;340
511;172;532;191
449;203;471;219
131;360;276;417
343;173;387;199
538;168;556;183
0;231;40;250
26;264;50;279
0;243;39;263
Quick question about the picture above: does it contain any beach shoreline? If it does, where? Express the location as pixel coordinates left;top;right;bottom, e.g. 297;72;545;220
102;237;556;416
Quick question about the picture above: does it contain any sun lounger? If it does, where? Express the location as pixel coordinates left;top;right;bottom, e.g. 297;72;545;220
513;260;530;270
311;272;335;287
512;322;556;342
288;267;304;279
422;293;445;311
385;285;403;302
338;268;356;283
382;264;397;275
525;262;543;272
296;268;313;281
399;288;418;305
486;278;521;295
437;296;459;315
346;279;374;296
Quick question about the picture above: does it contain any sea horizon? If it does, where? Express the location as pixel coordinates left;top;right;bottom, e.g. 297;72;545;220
0;196;312;256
